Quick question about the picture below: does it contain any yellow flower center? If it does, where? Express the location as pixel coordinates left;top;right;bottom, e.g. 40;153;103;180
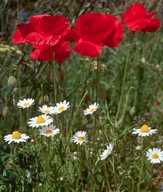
140;124;150;132
23;102;30;107
12;131;21;139
44;109;50;114
107;151;111;155
78;136;84;142
36;116;45;124
89;108;95;113
152;153;159;159
45;130;53;135
59;106;65;111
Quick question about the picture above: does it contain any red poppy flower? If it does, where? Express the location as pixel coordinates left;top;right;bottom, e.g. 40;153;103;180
30;41;70;64
13;14;71;46
122;2;160;32
12;14;71;64
72;13;123;57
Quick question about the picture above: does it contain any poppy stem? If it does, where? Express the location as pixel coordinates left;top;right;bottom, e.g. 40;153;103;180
52;61;59;127
115;33;134;125
96;56;100;102
17;66;23;132
53;61;57;103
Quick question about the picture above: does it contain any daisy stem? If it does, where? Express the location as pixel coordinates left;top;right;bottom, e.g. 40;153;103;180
104;162;111;191
115;33;134;125
92;116;96;149
137;152;144;192
110;156;117;186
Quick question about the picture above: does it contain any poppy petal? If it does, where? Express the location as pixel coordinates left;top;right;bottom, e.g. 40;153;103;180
54;42;70;64
62;29;79;42
12;23;33;44
101;16;123;48
142;18;160;32
75;13;115;43
122;2;147;23
74;13;123;51
26;32;51;45
73;38;103;57
30;42;70;64
29;14;48;32
39;15;71;35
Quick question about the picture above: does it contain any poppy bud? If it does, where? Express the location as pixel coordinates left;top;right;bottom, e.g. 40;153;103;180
3;106;9;117
38;96;44;106
130;106;136;116
44;95;50;105
59;70;64;82
99;89;106;100
7;76;17;88
156;101;160;107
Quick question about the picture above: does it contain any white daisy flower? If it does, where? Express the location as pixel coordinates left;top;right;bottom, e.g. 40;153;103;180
73;131;88;145
132;124;157;137
39;125;60;137
39;105;56;115
4;131;30;144
83;103;99;116
146;148;163;164
28;115;53;128
54;100;70;114
17;98;34;109
100;143;114;160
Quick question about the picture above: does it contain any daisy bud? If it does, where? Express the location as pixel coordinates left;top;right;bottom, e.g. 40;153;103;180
7;76;17;88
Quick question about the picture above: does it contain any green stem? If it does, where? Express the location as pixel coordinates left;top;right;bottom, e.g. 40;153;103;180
92;116;96;148
52;61;59;127
96;56;100;102
104;162;111;191
115;33;134;123
70;90;88;128
119;86;137;127
0;63;9;77
137;154;144;192
17;67;23;132
52;61;57;103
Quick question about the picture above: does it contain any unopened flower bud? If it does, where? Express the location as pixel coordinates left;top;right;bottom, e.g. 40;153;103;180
59;70;64;82
7;76;17;88
38;96;44;106
3;106;9;117
44;95;49;105
99;89;106;100
130;106;136;116
141;58;146;63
